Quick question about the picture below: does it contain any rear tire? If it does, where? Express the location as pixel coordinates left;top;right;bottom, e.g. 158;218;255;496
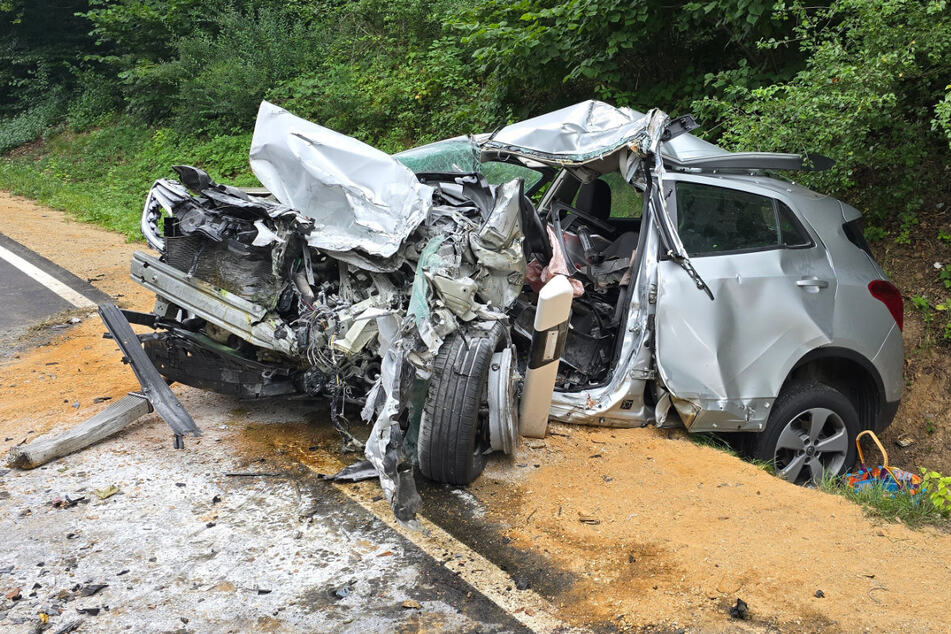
752;382;859;485
418;324;504;485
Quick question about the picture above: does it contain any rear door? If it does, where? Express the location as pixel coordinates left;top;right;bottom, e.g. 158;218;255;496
654;176;836;431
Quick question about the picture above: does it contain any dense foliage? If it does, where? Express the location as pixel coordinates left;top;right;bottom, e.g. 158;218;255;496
1;0;950;228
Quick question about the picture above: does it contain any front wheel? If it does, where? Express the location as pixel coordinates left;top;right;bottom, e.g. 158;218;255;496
418;324;505;485
751;382;859;485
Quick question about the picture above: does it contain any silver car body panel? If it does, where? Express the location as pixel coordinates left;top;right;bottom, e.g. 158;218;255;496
249;101;434;258
482;100;653;163
650;173;900;431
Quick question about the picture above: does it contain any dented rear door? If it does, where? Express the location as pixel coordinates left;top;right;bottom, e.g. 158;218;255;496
655;176;836;431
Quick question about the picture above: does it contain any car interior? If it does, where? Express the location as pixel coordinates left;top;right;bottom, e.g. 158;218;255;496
509;165;648;391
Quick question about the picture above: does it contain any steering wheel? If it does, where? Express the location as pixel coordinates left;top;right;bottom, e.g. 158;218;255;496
549;200;616;236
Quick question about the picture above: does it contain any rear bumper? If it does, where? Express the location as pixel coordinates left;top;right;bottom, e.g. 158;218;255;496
875;399;901;433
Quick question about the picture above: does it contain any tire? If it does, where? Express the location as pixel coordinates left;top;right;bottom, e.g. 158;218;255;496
751;382;860;485
418;323;505;485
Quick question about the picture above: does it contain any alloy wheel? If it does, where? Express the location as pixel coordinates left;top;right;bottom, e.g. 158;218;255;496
773;407;849;484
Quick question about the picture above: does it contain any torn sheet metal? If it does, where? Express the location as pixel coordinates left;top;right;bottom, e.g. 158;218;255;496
481;100;652;164
322;459;378;482
469;179;527;310
362;332;422;527
249;101;433;258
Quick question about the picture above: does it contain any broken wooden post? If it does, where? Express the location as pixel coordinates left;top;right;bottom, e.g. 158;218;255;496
6;394;152;469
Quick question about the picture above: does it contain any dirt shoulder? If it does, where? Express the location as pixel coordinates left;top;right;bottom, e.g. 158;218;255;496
2;192;950;632
473;426;951;632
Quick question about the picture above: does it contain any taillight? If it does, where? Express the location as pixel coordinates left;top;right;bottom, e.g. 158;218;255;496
868;280;903;331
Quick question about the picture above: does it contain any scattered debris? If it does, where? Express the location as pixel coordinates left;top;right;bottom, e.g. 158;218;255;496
5;587;21;600
322;460;378;483
211;495;222;504
224;472;284;478
578;513;600;525
93;484;119;500
76;606;101;616
91;396;112;404
401;599;421;609
79;583;107;597
815;589;825;598
729;598;749;620
331;583;352;600
51;495;86;509
895;435;915;448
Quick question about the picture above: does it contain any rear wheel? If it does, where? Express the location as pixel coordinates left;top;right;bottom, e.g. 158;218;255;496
752;382;859;485
418;324;505;485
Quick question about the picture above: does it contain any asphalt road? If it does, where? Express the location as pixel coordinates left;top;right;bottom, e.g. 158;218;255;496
0;236;543;633
0;232;110;332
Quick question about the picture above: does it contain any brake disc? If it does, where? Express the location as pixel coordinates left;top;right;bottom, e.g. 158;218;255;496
487;346;519;454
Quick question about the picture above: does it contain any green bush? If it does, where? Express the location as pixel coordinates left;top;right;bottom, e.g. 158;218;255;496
66;71;124;132
173;5;329;134
0;96;65;153
695;0;951;226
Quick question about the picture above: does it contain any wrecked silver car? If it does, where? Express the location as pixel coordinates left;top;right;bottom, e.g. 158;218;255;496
115;100;903;521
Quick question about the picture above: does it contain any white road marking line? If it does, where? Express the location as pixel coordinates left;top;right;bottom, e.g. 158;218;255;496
0;243;96;309
322;476;577;634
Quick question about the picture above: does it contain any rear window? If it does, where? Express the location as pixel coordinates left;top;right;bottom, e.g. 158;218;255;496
676;182;812;256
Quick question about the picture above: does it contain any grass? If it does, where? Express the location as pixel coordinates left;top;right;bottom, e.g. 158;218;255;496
818;471;950;529
688;432;774;473
0;118;258;240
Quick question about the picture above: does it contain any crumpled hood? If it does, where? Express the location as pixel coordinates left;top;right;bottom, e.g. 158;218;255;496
249;101;433;258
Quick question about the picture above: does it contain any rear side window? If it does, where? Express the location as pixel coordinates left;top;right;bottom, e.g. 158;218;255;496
676;182;812;256
842;217;872;256
778;202;811;247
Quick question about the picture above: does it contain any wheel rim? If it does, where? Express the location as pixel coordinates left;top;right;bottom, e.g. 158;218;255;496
773;407;849;485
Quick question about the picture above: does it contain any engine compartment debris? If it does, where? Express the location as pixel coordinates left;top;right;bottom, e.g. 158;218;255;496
127;100;694;521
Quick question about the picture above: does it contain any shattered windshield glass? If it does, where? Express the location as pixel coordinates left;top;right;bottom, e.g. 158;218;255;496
395;137;482;174
396;138;545;191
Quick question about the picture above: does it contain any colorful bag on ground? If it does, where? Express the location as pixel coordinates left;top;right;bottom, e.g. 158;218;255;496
845;430;922;496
